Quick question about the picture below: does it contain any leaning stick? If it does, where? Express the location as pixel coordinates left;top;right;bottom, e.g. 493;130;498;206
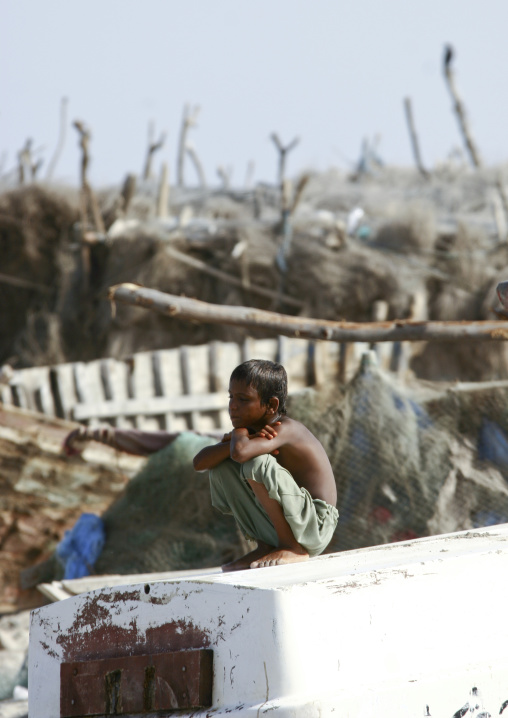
108;284;508;343
0;272;51;293
163;246;304;309
403;97;429;178
442;45;482;169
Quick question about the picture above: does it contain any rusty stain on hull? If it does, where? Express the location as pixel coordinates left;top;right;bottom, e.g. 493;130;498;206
55;591;211;663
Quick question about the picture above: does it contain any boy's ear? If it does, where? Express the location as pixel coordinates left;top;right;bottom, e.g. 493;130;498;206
267;397;279;414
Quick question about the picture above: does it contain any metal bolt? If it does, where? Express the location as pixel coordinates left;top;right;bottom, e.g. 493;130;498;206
73;668;78;676
182;665;186;672
71;699;75;706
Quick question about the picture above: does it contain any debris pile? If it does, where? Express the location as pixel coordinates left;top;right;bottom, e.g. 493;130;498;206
0;405;140;613
2;166;508;380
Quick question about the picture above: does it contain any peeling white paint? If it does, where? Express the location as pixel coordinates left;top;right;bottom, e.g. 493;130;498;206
30;525;508;717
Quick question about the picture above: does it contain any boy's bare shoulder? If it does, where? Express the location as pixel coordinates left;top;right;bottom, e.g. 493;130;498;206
279;416;317;440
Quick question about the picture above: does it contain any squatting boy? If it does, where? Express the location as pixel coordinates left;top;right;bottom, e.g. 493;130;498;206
193;359;338;570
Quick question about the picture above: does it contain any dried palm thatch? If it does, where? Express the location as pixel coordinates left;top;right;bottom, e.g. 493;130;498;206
0;185;79;366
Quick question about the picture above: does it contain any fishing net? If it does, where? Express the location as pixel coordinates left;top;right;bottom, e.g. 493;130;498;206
95;432;246;574
288;352;508;552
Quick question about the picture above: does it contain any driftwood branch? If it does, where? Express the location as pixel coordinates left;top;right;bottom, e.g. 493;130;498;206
108;284;508;343
443;44;482;168
403;97;429;178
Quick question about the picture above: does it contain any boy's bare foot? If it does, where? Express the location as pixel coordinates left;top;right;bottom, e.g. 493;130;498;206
222;542;275;572
250;547;309;569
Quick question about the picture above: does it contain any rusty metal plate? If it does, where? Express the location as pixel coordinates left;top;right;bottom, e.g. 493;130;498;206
60;649;213;717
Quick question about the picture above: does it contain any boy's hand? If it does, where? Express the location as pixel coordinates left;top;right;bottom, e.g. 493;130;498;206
62;426;89;456
253;422;281;440
221;432;232;443
253;421;281;456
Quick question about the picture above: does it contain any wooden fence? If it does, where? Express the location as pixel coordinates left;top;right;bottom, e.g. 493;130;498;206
0;336;397;433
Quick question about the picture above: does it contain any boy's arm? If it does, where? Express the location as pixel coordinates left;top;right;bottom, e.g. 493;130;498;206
193;435;232;472
230;425;286;463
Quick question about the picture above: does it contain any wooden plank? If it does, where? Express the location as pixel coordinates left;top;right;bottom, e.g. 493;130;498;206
130;352;159;431
210;342;242;427
249;338;278;362
151;351;172;430
0;384;12;406
285;338;307;390
72;361;104;408
152;350;187;432
187;345;217;431
50;363;78;420
101;358;133;429
72;392;228;422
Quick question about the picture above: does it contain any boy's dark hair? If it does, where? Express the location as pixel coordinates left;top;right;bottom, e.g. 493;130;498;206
230;359;288;414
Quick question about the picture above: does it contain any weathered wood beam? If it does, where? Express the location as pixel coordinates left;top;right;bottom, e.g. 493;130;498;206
108;284;508;343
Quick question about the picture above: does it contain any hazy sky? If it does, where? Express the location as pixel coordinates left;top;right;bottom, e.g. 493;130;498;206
2;1;507;187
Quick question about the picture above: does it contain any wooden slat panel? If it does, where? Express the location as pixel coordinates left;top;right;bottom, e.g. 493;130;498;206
72;392;229;422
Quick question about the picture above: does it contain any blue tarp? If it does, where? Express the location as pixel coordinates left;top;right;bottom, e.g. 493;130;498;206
478;418;508;474
56;513;106;579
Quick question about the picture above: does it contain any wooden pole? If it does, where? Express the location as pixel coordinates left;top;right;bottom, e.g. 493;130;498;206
108;284;508;343
73;120;105;234
403;97;429;178
121;173;137;214
17;139;32;185
157;162;170;218
186;143;206;187
177;104;200;187
143;123;166;180
270;133;299;186
217;165;232;189
46;97;68;181
442;44;482;169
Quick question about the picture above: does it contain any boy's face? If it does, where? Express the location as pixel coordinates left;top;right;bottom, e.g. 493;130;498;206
228;378;271;431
